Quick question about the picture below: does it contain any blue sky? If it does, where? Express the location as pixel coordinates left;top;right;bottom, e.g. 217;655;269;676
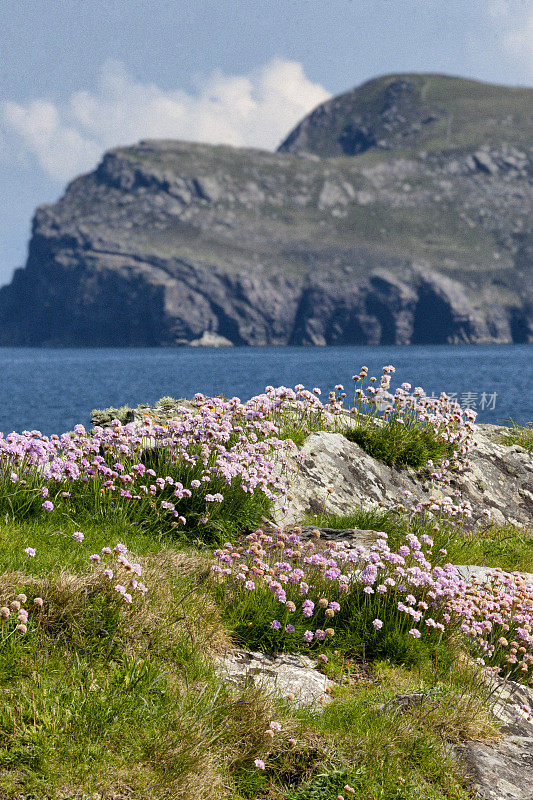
1;0;532;286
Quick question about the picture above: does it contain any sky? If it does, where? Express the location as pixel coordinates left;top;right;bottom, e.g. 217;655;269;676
1;0;532;287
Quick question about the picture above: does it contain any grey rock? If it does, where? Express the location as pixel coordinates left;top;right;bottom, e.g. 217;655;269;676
216;649;331;707
296;526;383;547
456;679;533;800
455;565;533;586
188;331;234;347
275;425;533;529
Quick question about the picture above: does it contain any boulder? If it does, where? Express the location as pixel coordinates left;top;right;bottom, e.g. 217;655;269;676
456;679;533;800
276;425;533;529
216;649;331;707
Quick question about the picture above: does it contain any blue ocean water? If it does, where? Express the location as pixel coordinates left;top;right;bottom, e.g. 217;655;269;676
0;345;531;435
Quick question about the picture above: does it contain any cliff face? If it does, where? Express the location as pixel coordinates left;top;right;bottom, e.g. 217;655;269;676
0;74;532;346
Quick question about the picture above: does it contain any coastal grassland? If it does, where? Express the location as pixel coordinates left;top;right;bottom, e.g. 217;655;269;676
288;658;496;800
0;392;531;798
0;515;488;800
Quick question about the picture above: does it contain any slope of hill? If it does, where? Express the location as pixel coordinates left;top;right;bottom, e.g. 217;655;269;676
0;73;531;346
278;73;533;157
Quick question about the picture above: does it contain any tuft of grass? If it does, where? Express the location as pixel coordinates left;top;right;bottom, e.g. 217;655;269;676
503;422;533;452
457;524;533;573
287;656;496;800
0;531;267;799
90;404;133;426
344;422;454;469
302;508;533;574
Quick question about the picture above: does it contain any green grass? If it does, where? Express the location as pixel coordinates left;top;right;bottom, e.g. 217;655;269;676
503;422;533;452
303;508;533;574
0;516;173;578
0;513;496;800
284;657;496;800
344;422;454;469
0;405;529;797
458;524;533;573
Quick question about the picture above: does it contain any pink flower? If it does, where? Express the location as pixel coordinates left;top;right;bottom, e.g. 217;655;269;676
89;554;101;563
72;531;84;542
409;628;421;639
372;619;383;629
254;759;265;770
302;599;315;617
42;500;54;511
24;547;36;557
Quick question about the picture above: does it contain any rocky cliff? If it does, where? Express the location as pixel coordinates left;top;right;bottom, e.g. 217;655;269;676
1;73;532;346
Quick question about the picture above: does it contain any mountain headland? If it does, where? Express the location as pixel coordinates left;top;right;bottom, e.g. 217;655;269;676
0;73;531;346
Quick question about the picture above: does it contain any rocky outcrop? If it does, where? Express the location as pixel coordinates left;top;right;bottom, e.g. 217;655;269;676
217;649;332;707
278;73;533;160
0;74;531;346
275;425;533;529
456;678;533;800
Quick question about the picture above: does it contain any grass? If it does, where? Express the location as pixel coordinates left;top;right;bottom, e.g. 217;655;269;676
286;657;496;800
0;525;236;798
503;422;533;453
344;423;454;469
0;514;497;800
0;400;531;797
458;524;533;573
303;508;533;574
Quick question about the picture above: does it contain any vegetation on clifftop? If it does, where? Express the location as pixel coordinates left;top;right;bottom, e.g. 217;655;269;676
0;371;531;798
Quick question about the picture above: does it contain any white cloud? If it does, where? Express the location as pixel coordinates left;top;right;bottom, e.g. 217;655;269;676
502;8;533;69
487;0;533;75
2;59;330;184
3;99;102;182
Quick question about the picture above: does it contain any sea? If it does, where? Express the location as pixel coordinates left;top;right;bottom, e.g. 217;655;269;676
0;344;531;436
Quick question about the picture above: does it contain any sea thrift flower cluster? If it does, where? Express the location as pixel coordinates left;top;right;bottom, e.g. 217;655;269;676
0;393;301;527
333;365;480;518
88;541;147;603
448;569;533;683
0;593;43;636
213;528;340;648
214;528;533;684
